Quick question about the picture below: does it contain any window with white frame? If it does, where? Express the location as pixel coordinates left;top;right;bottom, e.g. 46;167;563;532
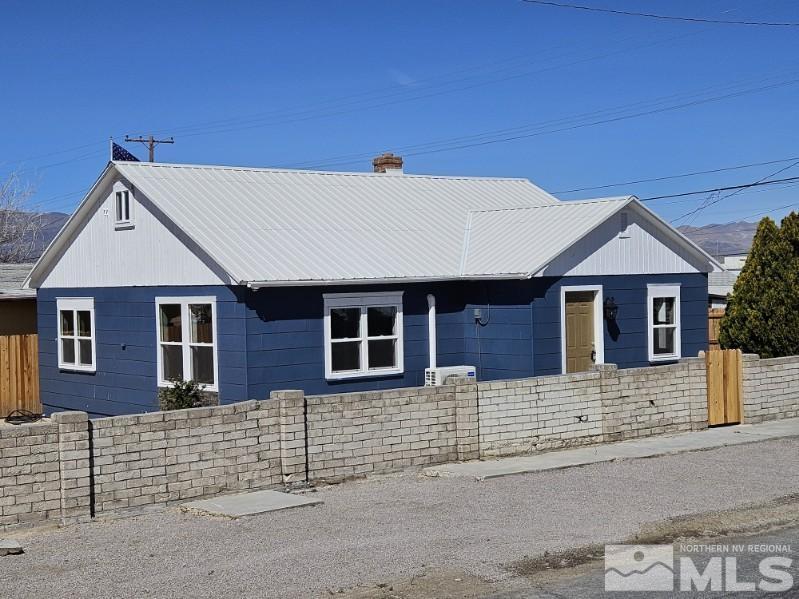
647;284;681;361
156;297;217;389
323;292;404;379
57;298;96;372
114;189;133;227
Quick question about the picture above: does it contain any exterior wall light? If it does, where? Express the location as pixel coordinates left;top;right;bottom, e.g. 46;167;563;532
604;297;619;321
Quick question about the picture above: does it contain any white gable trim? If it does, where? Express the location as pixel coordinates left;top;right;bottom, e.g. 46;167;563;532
540;203;713;277
26;163;237;289
26;163;115;289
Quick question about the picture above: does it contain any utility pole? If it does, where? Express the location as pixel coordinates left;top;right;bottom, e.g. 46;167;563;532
124;134;174;162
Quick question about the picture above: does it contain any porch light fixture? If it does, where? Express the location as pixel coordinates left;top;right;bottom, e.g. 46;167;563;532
603;297;619;321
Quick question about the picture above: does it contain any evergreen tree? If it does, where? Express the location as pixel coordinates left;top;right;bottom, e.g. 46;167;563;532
719;215;797;357
777;211;799;354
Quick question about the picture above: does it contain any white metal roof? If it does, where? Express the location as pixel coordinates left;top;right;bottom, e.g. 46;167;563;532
462;198;633;276
708;270;740;297
27;161;721;287
113;162;559;283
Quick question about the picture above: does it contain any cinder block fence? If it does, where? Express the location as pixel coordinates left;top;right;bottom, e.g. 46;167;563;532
1;354;797;531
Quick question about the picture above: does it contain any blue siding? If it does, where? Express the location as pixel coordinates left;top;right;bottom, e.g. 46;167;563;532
243;283;465;398
38;274;708;415
531;273;709;375
461;281;535;381
37;286;247;417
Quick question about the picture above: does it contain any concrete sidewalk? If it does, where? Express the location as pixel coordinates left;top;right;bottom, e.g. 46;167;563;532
424;417;799;480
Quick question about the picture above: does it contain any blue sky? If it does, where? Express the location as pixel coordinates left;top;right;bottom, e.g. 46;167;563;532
1;0;798;226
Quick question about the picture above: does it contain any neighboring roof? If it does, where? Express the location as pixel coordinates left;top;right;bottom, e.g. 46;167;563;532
708;270;740;298
0;263;35;299
112;161;558;283
462;197;632;276
27;161;721;287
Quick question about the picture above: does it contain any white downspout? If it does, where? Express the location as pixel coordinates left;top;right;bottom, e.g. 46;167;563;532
427;294;437;369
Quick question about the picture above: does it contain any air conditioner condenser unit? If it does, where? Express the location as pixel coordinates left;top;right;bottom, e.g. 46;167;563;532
424;365;477;386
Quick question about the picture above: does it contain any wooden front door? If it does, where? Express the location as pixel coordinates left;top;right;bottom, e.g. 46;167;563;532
565;291;595;373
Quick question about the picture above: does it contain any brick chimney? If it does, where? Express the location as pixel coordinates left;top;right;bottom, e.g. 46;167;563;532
372;152;403;173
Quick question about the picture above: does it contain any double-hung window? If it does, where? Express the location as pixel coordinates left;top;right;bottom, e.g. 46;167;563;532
156;297;218;390
57;298;96;372
647;284;681;362
323;292;404;379
114;188;133;228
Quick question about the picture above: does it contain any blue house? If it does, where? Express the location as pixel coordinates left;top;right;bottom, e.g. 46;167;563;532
26;154;720;416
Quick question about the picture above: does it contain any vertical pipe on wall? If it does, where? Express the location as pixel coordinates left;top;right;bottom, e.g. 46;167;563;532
427;294;437;369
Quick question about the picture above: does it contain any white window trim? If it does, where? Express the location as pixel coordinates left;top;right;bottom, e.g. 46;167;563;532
619;211;631;239
155;296;219;391
114;187;135;229
57;297;96;373
323;291;404;380
560;285;604;375
647;283;682;362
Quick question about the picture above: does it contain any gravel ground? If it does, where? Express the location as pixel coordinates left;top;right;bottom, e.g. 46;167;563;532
2;438;799;599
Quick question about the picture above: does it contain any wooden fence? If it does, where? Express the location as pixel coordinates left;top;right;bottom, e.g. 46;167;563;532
0;334;41;418
708;308;725;349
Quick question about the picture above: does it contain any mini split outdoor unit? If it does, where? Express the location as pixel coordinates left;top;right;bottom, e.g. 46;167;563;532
424;366;477;386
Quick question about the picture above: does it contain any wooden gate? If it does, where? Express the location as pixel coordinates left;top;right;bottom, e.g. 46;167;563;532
0;334;41;418
706;348;742;426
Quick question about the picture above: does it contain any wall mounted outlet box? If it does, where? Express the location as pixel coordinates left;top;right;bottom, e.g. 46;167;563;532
473;308;482;321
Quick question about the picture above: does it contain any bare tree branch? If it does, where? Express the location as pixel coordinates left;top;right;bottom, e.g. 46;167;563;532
0;172;42;263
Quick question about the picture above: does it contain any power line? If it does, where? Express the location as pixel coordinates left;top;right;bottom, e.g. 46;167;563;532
10;149;107;176
671;159;799;222
676;202;799;235
520;0;799;27
0;27;697;171
0;140;108;168
154;33;625;137
124;135;174;162
639;176;799;202
173;29;697;141
293;72;799;170
553;156;799;194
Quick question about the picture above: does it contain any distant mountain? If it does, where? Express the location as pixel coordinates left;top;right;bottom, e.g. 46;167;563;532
677;221;758;257
0;211;68;263
38;212;69;253
23;212;69;260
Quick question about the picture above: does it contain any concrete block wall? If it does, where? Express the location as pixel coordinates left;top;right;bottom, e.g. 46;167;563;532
478;372;603;457
0;420;61;529
3;355;798;531
55;411;92;524
604;359;708;442
304;385;460;482
742;354;799;423
477;360;708;458
89;400;283;512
